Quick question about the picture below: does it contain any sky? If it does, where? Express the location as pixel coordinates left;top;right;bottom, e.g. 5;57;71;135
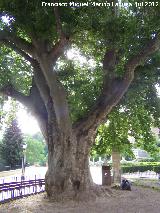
1;101;40;135
17;107;40;135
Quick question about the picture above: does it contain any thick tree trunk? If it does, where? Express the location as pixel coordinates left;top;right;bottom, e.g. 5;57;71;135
32;58;98;201
45;128;95;201
112;150;121;185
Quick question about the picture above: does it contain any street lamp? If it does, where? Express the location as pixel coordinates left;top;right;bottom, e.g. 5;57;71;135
21;143;27;181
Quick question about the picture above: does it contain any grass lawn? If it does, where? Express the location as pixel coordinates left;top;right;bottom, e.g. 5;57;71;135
133;179;160;191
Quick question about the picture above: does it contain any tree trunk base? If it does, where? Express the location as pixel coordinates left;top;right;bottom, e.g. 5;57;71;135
46;184;113;202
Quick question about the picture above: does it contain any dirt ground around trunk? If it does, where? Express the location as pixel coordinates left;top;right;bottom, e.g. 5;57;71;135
0;186;160;213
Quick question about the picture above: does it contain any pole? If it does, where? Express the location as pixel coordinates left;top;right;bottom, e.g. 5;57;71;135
21;143;27;181
21;151;25;180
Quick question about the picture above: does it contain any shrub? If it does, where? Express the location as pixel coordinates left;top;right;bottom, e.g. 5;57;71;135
121;162;160;173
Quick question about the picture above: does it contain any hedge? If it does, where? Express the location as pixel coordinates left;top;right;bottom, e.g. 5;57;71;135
121;164;160;174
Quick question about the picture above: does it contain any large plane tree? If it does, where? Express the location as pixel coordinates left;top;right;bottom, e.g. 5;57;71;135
0;0;160;200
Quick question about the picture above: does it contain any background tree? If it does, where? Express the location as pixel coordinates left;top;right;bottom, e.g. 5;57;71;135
0;0;160;200
24;134;47;166
92;64;160;183
93;111;158;184
0;118;23;168
0;139;7;170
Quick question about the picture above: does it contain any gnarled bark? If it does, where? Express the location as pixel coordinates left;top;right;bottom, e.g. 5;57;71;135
45;126;96;201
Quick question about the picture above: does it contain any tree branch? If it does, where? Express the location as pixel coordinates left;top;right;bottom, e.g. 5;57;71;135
32;62;51;107
49;36;69;63
53;1;64;38
31;63;60;141
0;84;30;106
124;34;160;82
0;81;48;139
103;49;117;80
36;53;72;133
29;77;49;140
47;2;70;63
0;30;36;57
2;40;35;64
73;34;160;136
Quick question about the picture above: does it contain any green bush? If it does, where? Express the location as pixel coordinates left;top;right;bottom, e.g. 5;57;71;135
121;162;160;174
138;158;156;162
153;166;160;174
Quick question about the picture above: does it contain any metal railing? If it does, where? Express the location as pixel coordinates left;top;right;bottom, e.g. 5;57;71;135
0;178;45;203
